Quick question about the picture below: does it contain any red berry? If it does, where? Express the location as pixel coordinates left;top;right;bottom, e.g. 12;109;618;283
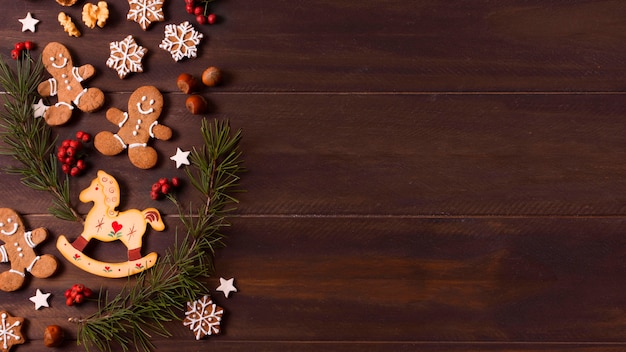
65;157;75;166
185;0;195;4
62;139;71;147
171;177;180;187
207;13;217;24
61;164;71;174
70;140;81;150
75;131;84;140
57;150;66;160
66;146;75;157
76;159;86;170
186;4;194;14
70;167;81;177
81;133;91;143
14;42;25;51
64;289;72;298
193;6;203;16
196;14;207;24
24;41;34;50
161;183;171;195
83;287;93;298
66;297;74;306
159;177;169;185
74;294;84;304
151;183;161;192
10;49;20;60
150;190;162;200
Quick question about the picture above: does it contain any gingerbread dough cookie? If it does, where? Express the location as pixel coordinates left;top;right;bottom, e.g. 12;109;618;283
95;86;172;169
37;42;105;126
0;208;57;292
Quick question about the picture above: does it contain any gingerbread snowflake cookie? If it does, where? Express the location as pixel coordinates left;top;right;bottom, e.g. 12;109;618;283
106;35;147;79
0;311;25;352
183;295;223;340
127;0;164;30
159;21;203;62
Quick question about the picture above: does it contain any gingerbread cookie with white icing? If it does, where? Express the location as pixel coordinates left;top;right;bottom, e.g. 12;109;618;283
37;42;105;126
94;86;172;169
0;208;57;292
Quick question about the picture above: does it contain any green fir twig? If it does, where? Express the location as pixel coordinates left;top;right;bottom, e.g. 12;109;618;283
0;54;82;222
72;118;244;352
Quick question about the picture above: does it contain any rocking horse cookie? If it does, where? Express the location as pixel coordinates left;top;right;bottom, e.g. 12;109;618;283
94;86;172;169
56;170;165;278
37;42;105;126
0;208;57;292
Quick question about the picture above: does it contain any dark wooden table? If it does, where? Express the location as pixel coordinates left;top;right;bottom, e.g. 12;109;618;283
2;0;626;351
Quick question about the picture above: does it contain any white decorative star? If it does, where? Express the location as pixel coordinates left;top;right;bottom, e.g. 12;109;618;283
19;12;39;33
29;289;51;310
33;99;48;118
170;147;190;168
216;277;237;298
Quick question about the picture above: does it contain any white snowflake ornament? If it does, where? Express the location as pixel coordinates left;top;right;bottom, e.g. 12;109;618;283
106;35;147;79
183;295;223;340
0;311;24;352
159;21;204;62
127;0;164;30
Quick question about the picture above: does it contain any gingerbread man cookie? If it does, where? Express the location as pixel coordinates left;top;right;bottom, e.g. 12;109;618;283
0;208;57;292
95;86;172;169
37;42;105;126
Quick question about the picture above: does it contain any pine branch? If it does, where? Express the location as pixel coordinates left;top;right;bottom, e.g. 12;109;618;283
73;118;244;352
0;54;82;222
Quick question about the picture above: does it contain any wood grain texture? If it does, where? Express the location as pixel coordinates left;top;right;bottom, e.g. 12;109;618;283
0;0;626;351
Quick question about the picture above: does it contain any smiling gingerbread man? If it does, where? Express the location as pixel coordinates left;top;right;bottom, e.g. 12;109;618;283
37;42;105;126
94;85;173;169
0;208;57;292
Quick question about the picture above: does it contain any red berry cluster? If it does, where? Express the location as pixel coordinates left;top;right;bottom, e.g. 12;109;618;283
151;177;181;200
57;131;91;177
64;283;93;306
11;41;35;60
185;0;218;25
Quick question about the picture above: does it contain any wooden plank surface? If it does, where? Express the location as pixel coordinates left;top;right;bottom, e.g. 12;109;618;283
0;0;626;351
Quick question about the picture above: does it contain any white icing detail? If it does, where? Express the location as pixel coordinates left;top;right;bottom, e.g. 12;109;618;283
18;253;23;258
73;88;88;105
129;142;147;149
62;74;67;78
55;101;74;109
51;55;68;69
0;246;7;262
1;223;18;236
119;112;129;127
132;131;138;136
149;120;158;138
9;269;25;278
48;78;58;96
26;256;40;272
113;134;128;149
24;231;35;248
72;66;84;82
136;101;154;115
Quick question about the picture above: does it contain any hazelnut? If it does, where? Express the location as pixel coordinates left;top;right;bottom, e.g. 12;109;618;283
176;73;200;94
201;66;222;87
43;325;64;347
185;95;208;115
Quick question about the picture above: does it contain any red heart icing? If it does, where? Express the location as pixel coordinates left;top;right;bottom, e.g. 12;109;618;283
112;221;123;233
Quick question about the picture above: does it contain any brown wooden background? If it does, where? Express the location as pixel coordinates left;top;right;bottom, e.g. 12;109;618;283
2;0;626;351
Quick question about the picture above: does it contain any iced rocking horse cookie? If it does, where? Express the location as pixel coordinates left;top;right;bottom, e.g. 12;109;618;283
0;208;57;292
37;42;105;126
94;86;172;169
56;170;165;278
